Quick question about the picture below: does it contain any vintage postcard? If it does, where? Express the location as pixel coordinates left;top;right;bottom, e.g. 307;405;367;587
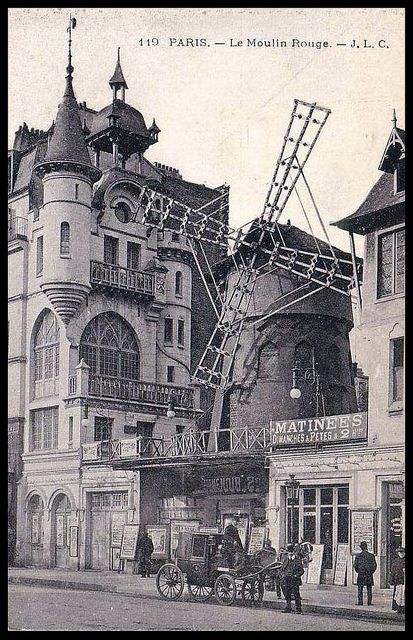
8;7;404;631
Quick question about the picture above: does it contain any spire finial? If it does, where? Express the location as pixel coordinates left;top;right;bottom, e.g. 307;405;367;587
118;47;121;63
66;14;76;77
392;108;397;129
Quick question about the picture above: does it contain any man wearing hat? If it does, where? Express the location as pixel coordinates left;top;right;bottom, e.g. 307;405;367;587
353;541;377;606
280;543;305;614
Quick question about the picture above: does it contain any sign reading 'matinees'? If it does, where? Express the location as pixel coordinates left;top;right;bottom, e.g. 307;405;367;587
270;412;367;446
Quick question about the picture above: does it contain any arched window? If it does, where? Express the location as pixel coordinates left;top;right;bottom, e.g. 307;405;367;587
79;312;140;381
175;271;183;297
294;341;314;370
33;311;60;398
60;222;70;255
257;342;279;379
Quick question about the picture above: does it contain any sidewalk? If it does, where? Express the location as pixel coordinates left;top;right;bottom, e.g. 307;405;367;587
8;567;404;625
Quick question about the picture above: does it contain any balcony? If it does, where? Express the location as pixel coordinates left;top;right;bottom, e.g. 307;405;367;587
90;261;154;298
8;216;28;242
68;368;195;410
81;411;369;465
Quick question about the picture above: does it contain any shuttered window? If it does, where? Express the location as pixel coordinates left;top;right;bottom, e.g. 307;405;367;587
378;228;405;298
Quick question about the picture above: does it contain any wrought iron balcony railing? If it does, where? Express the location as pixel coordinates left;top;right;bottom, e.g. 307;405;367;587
87;375;194;407
90;261;154;297
8;216;28;242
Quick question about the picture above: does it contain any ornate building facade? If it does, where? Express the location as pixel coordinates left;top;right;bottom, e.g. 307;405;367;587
8;51;226;569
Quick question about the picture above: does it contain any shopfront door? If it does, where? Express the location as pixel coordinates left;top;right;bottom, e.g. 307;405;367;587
385;482;404;586
28;494;44;567
53;494;71;568
88;492;128;570
287;485;349;581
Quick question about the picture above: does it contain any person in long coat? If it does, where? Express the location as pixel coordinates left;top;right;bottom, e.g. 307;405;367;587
139;532;154;577
389;547;405;613
280;543;305;614
353;541;377;606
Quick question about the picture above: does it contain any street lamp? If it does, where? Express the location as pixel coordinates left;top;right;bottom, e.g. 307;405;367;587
289;362;325;417
166;393;176;419
285;474;300;544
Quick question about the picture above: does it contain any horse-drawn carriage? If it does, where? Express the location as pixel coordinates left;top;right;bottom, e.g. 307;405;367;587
156;531;282;606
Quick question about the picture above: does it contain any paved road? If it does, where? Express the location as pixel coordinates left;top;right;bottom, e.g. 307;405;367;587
8;585;405;631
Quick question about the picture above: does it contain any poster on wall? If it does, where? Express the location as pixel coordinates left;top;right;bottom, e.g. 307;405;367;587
199;526;220;534
334;544;350;585
247;526;266;555
306;544;324;584
146;526;169;559
31;514;40;544
350;510;376;554
222;514;249;550
120;525;140;560
170;521;199;559
69;526;78;557
56;514;65;547
111;512;126;548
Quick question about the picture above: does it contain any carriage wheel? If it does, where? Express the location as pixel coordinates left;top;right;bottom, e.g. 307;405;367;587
156;563;185;601
214;574;237;606
188;583;214;601
241;579;264;604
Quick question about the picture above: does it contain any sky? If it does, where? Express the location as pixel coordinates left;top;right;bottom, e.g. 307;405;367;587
8;8;405;256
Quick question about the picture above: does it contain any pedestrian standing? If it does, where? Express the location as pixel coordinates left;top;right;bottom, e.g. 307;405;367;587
389;547;405;614
280;543;304;614
353;541;377;606
139;532;154;577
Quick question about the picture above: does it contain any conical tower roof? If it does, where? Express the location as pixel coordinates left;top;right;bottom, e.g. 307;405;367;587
44;69;93;165
109;49;128;90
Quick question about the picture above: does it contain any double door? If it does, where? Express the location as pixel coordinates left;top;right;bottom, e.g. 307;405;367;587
287;485;349;574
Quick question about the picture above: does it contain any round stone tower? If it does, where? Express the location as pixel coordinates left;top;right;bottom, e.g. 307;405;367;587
34;59;101;324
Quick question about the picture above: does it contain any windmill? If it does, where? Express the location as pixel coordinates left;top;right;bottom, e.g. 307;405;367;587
131;99;361;402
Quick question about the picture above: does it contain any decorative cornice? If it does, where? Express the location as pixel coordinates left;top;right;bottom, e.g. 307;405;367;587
34;160;101;184
158;246;194;266
40;281;90;325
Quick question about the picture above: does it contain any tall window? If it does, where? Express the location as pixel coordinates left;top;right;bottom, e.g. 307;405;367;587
175;271;183;296
79;312;140;381
177;319;185;346
30;407;59;451
33;311;60;398
127;242;141;271
60;222;70;255
104;235;119;266
167;365;175;383
257;342;279;379
377;227;405;298
164;318;173;344
389;337;404;410
94;417;112;442
36;236;44;275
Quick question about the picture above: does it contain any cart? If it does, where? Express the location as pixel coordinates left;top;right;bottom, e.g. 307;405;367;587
156;531;282;606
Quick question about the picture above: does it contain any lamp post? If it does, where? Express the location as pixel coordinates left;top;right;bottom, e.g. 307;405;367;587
286;474;300;544
167;393;176;419
289;363;325;417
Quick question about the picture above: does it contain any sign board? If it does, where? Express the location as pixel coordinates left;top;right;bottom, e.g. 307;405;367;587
56;514;65;547
69;526;78;557
351;510;375;554
170;521;199;558
270;412;368;447
111;513;126;547
334;544;350;585
306;544;324;584
193;469;266;496
146;526;169;559
120;525;140;560
199;526;220;534
248;526;266;555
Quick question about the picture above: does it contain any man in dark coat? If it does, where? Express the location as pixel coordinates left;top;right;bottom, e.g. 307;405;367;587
139;532;154;577
389;547;405;613
280;543;305;614
353;541;377;605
